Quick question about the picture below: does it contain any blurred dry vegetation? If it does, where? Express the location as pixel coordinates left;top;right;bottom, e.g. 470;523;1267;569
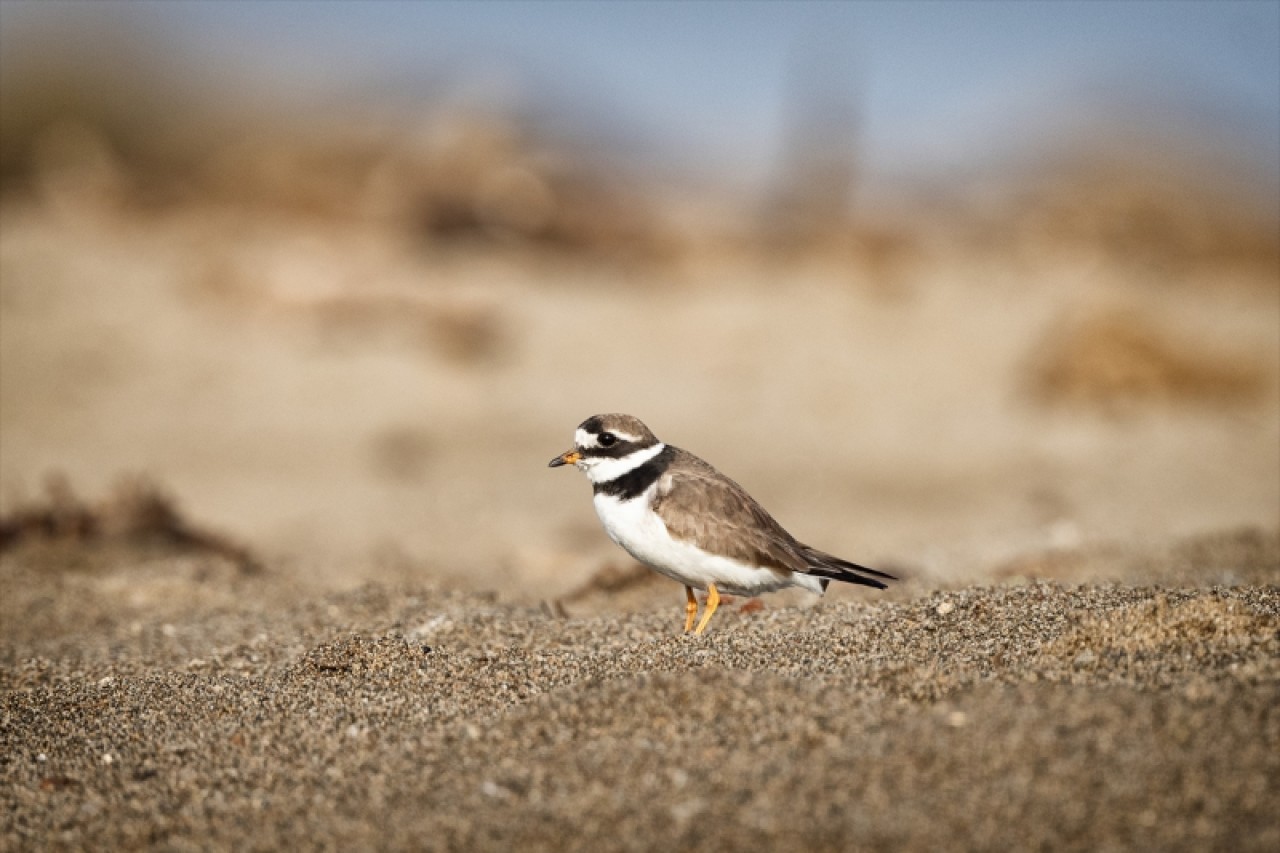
5;20;1274;275
1;19;1276;592
0;472;259;574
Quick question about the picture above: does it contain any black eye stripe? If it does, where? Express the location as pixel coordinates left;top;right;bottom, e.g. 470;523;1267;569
580;438;642;459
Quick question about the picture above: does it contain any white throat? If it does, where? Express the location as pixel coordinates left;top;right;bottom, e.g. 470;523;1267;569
580;442;666;485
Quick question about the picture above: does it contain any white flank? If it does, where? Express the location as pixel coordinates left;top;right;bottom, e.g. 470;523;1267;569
592;479;825;597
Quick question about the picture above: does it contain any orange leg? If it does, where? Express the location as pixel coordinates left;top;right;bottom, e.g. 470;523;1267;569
693;583;721;635
683;586;698;632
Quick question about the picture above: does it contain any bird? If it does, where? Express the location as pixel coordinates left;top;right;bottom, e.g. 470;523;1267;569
549;413;895;634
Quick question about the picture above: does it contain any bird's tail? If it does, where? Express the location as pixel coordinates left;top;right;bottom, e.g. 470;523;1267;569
800;546;896;590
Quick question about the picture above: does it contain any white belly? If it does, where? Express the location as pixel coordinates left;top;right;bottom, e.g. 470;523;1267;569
591;488;823;597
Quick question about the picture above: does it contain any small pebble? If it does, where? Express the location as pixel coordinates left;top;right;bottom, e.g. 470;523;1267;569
1073;650;1097;668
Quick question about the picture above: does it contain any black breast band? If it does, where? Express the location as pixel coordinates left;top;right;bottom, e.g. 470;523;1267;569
593;445;675;500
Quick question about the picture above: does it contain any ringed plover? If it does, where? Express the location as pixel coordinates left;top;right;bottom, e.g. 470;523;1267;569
549;413;894;634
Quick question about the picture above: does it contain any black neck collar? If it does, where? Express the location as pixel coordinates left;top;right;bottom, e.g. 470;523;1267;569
593;445;675;500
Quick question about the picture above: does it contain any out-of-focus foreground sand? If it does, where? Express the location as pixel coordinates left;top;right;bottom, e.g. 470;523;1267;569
2;70;1279;849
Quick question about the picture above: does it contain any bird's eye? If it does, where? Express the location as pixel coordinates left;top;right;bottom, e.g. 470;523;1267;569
598;432;617;447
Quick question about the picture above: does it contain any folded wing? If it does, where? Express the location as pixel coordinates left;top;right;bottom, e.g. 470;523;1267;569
652;449;896;589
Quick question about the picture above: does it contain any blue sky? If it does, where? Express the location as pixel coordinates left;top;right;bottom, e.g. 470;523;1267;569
5;1;1278;188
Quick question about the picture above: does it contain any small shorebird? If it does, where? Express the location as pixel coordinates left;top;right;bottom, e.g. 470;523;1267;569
549;413;894;634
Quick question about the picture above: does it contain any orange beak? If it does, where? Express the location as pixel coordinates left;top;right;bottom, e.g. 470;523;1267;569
548;449;582;468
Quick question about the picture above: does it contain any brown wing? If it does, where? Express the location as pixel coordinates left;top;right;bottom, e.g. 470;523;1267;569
652;448;898;590
650;448;807;574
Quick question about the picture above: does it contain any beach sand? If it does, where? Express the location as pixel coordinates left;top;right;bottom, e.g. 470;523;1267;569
3;527;1276;851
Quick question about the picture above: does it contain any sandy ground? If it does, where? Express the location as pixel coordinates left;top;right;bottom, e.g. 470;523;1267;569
2;526;1277;851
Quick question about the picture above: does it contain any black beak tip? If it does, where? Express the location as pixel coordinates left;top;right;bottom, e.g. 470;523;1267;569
548;457;565;468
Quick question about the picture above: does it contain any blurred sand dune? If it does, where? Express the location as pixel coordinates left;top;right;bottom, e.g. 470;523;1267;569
1;20;1277;599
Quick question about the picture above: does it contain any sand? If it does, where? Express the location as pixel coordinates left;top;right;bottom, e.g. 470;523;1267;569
1;59;1277;851
3;528;1277;851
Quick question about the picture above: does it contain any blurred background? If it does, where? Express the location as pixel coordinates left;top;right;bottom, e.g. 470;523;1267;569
1;0;1277;600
